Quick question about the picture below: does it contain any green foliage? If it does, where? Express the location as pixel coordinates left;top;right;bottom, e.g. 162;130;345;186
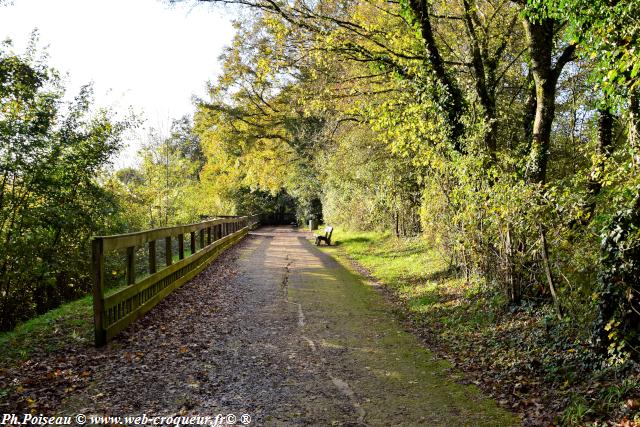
108;117;206;229
554;0;640;97
0;41;133;330
561;394;594;426
594;189;640;362
320;125;421;233
190;13;329;221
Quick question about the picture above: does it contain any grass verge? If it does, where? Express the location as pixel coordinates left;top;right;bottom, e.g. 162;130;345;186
330;227;640;426
0;296;93;364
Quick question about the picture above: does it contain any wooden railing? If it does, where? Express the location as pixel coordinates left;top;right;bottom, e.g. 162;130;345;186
92;215;260;346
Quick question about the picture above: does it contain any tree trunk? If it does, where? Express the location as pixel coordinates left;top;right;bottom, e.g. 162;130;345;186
461;0;498;156
539;224;562;319
583;108;614;219
522;17;575;184
408;0;466;152
630;91;640;168
523;74;536;150
523;18;557;184
522;16;575;308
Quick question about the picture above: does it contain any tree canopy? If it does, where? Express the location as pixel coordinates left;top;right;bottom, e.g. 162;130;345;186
166;0;640;366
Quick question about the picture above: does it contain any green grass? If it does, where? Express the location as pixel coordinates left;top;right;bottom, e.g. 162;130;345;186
0;295;94;364
332;227;494;331
334;229;440;281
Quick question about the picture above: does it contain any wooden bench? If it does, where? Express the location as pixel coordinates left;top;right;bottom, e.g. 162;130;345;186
315;226;333;246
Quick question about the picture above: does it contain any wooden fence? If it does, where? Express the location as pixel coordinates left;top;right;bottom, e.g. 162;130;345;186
92;215;260;346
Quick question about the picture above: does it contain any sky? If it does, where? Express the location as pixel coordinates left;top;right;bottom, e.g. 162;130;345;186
0;0;235;167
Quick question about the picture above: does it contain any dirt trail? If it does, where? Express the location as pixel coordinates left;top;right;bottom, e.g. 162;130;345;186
62;226;516;426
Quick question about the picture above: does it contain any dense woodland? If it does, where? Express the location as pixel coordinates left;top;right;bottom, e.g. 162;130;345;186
186;0;640;367
2;0;640;423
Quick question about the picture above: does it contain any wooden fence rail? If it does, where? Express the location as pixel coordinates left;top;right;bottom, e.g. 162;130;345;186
92;215;260;346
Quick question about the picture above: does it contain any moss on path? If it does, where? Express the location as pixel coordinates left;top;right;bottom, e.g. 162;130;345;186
277;227;517;426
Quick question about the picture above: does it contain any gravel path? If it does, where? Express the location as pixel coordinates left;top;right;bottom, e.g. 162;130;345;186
59;226;516;426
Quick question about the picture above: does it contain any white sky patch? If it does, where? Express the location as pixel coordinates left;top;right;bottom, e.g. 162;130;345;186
0;0;234;168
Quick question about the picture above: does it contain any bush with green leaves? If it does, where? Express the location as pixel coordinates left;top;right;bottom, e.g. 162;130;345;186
0;42;132;330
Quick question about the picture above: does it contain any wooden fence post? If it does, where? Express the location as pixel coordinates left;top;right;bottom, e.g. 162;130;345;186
92;237;106;347
178;234;184;260
190;231;196;254
149;240;157;274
